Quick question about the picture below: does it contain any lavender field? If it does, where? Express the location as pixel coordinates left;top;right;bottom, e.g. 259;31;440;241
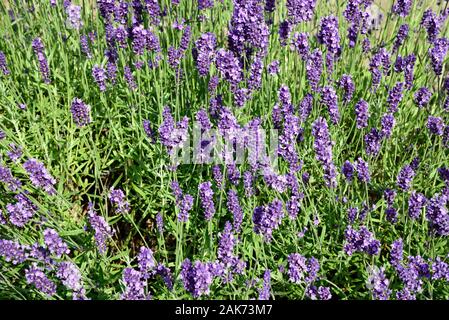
0;0;449;301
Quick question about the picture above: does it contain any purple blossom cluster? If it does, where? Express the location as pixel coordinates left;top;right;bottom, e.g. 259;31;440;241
344;225;380;256
253;199;284;242
23;158;57;195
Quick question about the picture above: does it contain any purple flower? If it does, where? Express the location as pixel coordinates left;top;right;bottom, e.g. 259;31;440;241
286;0;317;23
355;99;369;129
121;268;147;300
158;106;189;155
66;4;83;30
355;157;370;183
71;98;91;127
306;49;322;93
396;165;415;191
287;253;307;283
227;190;243;232
408;192;427;220
6;193;37;227
321;86;340;125
421;9;441;43
0;51;10;75
414;87;432;108
180;259;214;298
248;56;263;91
393;24;409;52
367;267;391;300
214;49;242;87
0;239;29;264
80;35;92;59
291;32;309;60
138;246;156;275
427;116;445;136
198;181;215;220
387;82;405;113
253;199;284;242
124;66;137;91
338;74;355;103
317;15;341;55
193;33;216;77
227;163;240;186
32;38;51;84
279;21;291;47
384;189;397;207
299;93;313;123
56;261;86;299
312;117;337;188
212;165;223;189
428;38;449;75
390;238;403;269
426;193;449;236
25;264;57;296
347;207;358;224
43;228;70;258
198;0;214;10
267;60;280;75
344;225;380;256
143;119;156;143
92;65;107;91
7;143;23;163
342;160;354;182
109;188;130;213
243;171;254;197
306;286;332;300
23;158;56;195
364;128;382;156
155;212;164;234
392;0;412;17
380;113;395;138
217;221;237;266
87;203;114;254
432;257;449;281
145;0;161;25
258;269;271;300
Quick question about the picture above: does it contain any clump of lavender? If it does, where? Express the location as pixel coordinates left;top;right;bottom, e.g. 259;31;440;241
0;51;10;75
364;128;382;156
121;268;148;300
198;181;215;220
25;264;57;296
299;93;313;123
155;212;164;235
227;190;243;232
214;48;243;87
432;257;449;281
170;181;194;222
427;116;445;136
180;259;214;298
43;228;70;258
426;193;449;236
367;266;391;300
396;165;415;191
109;188;130;214
92;65;107;91
6;193;37;227
421;9;441;43
143;119;156;143
287;253;320;284
253;199;284;242
193;32;216;77
355;99;369;129
393;24;409;52
23;158;57;195
312;117;338;188
70;98;91;127
355;157;370;183
124;66;137;91
414;87;432;108
317;15;341;55
291;32;309;60
408;192;427;220
344;225;380;256
0;164;22;191
428;38;449;75
258;269;271;300
342;160;354;182
286;0;317;24
80;35;92;59
306;285;332;300
7;143;22;163
0;239;29;264
306;49;322;93
338;74;355;103
32;38;51;84
66;4;83;30
87;203;114;254
387;82;405;113
321;86;340;125
138;246;155;276
392;0;412;17
380;113;395;138
56;261;86;299
267;60;280;75
158;106;189;156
